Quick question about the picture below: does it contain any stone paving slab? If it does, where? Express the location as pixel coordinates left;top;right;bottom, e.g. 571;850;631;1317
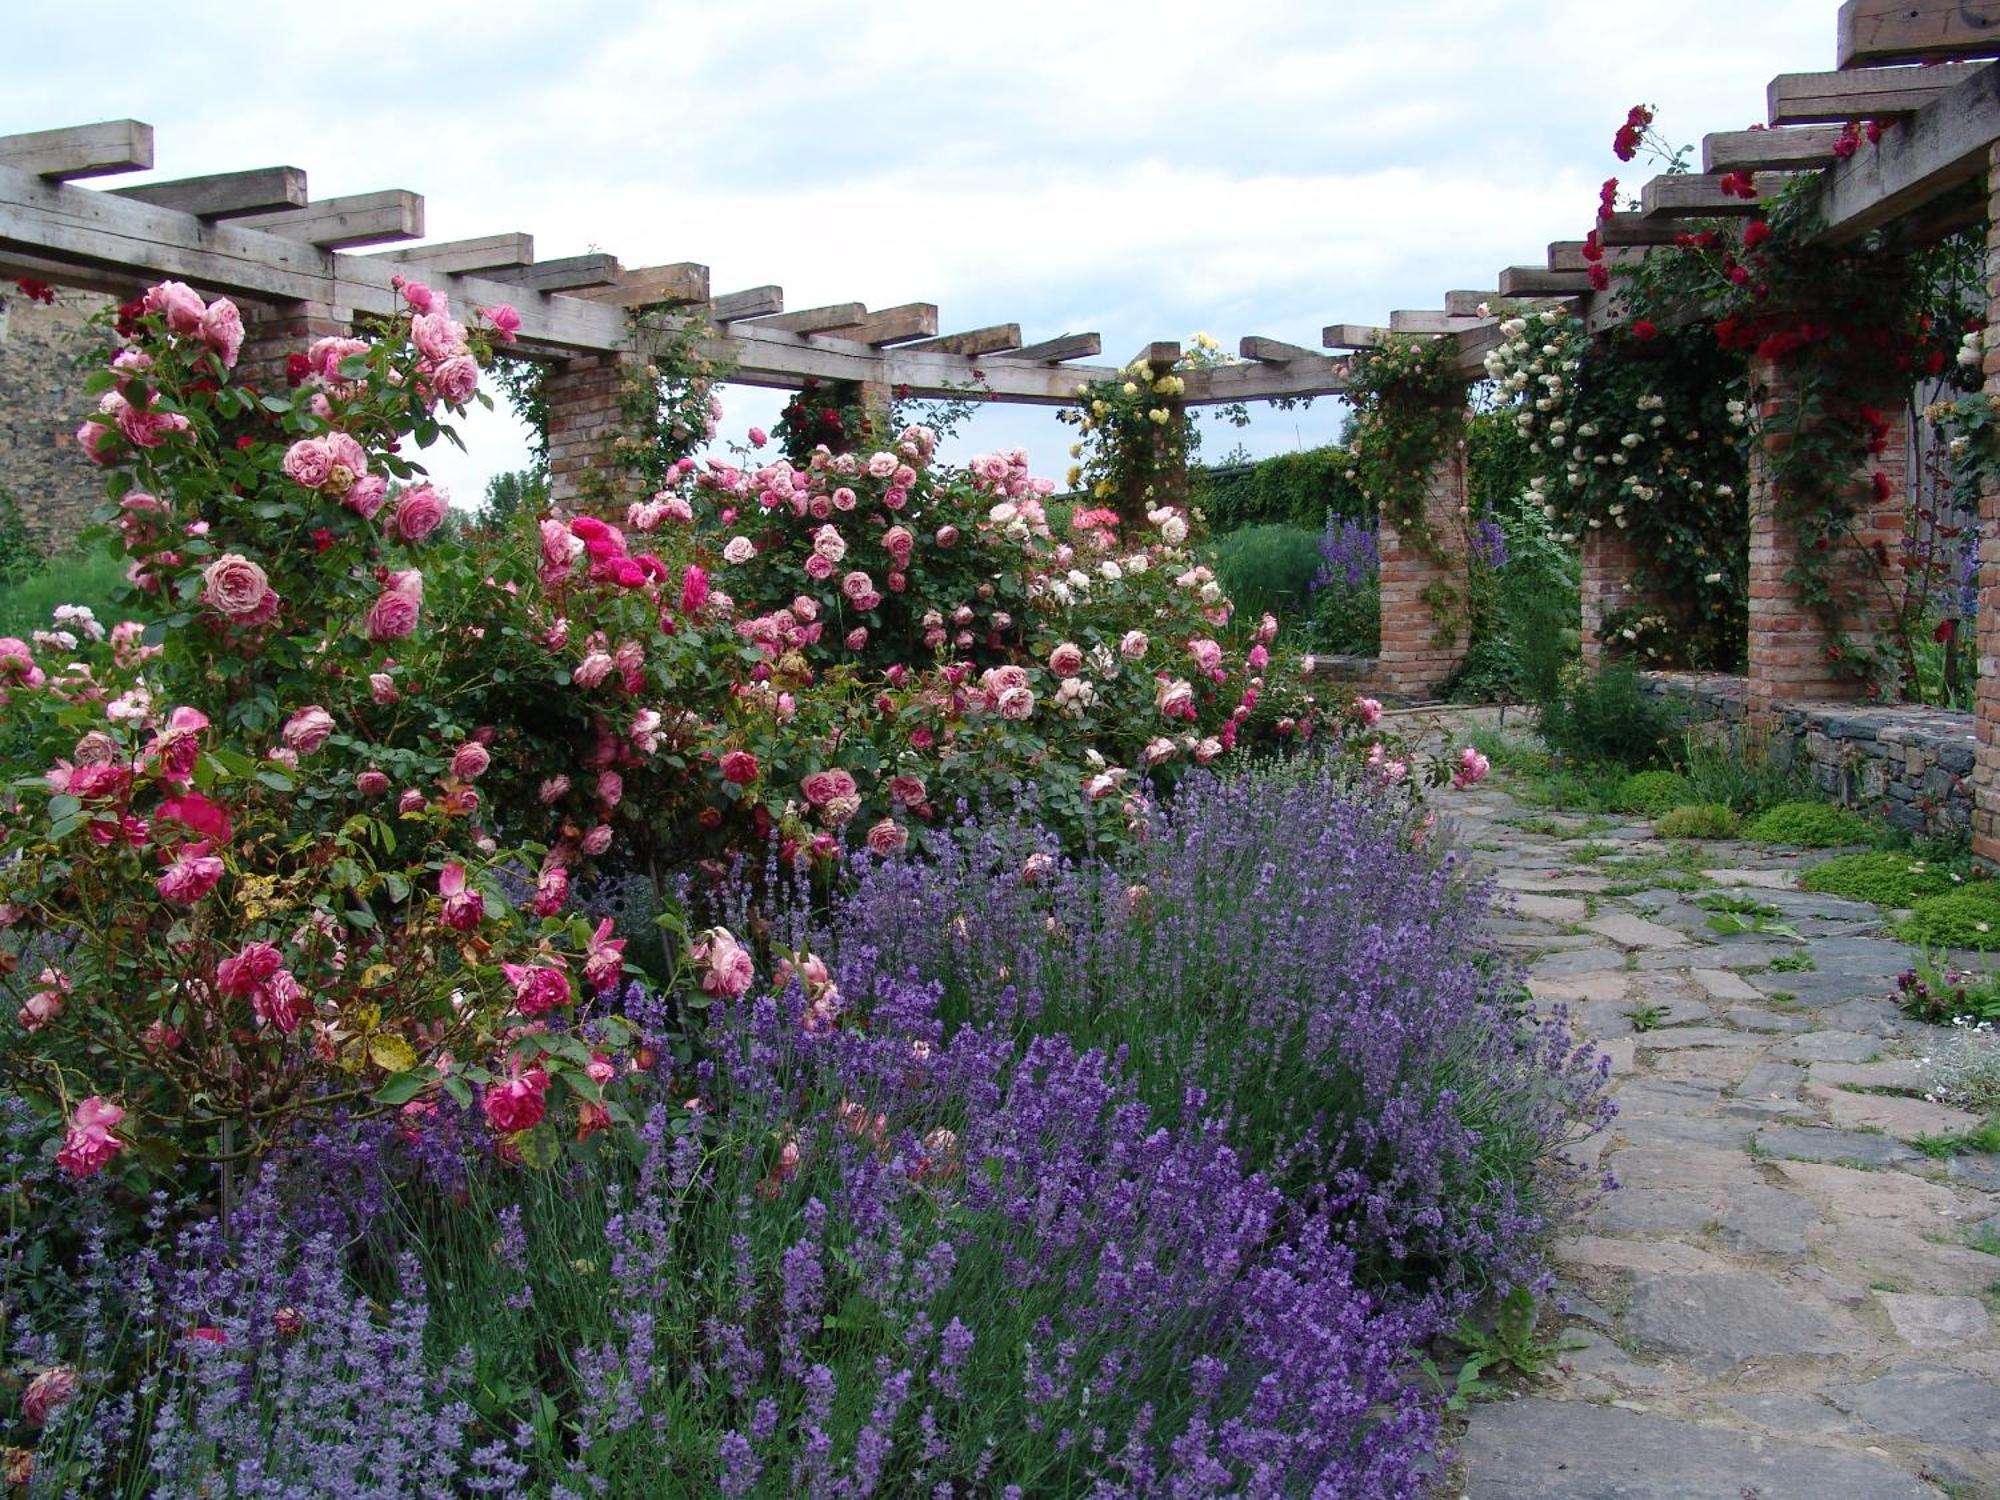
1436;729;1999;1500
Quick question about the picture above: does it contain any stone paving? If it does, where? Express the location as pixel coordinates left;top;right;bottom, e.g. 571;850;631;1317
1437;727;2000;1499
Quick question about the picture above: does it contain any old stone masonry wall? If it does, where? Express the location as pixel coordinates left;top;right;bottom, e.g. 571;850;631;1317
0;287;115;557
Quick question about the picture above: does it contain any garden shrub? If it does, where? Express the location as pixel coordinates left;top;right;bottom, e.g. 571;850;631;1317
1446;637;1525;703
1799;851;1962;906
1896;887;2000;951
1615;769;1692;817
1654;802;1740;839
1535;663;1675;767
1307;513;1380;654
1673;725;1808;812
1210;522;1322;627
1741;800;1872;847
1191;445;1366;532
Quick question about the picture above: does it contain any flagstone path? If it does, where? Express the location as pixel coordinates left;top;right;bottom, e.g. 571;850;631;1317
1432;713;2000;1499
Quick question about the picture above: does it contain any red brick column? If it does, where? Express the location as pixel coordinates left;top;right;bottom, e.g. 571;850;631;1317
237;299;350;397
1975;143;2000;861
1745;353;1905;724
545;351;646;510
1375;435;1469;698
1580;526;1671;671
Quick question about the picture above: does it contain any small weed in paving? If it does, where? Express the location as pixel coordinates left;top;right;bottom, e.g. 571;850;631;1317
1910;1118;2000;1159
1698;892;1801;941
1654;803;1739;839
1426;1288;1585;1410
1627;1002;1670;1032
1768;952;1817;973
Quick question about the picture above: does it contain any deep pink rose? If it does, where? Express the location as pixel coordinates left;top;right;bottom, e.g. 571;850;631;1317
582;824;614;856
477;303;521;341
692;926;755;997
200;554;271;621
502;963;573;1016
450;742;491;781
55;1098;125;1179
253;970;308;1033
143;280;205;334
481;1068;548;1133
199;298;244;368
158;792;231;843
398;788;426;814
389;485;448;543
365;588;420;642
281;705;336;756
679;564;709;615
157;845;224;904
438;862;485;931
355;769;390;797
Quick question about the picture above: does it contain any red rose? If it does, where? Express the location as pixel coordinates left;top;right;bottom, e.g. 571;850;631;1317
720;750;759;785
1631;319;1659;341
1743;219;1772;249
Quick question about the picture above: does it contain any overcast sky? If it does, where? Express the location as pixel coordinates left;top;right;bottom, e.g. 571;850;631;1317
12;0;1837;505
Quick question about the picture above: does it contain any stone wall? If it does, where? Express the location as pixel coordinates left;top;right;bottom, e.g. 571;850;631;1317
0;287;114;557
1640;670;1974;837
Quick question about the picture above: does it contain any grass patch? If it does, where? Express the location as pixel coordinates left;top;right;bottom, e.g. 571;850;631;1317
1896;889;2000;953
1614;769;1693;818
1741;800;1871;848
0;543;129;638
1654;803;1739;840
1910;1118;2000;1160
1800;851;1964;907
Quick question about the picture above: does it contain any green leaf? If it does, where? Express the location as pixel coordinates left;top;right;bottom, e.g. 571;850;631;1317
259;395;293;414
45;794;81;823
256;770;295;793
368;1034;418;1073
372;1071;431;1105
441;1074;474;1109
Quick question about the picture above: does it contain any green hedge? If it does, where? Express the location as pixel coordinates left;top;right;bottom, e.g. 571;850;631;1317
1192;447;1368;533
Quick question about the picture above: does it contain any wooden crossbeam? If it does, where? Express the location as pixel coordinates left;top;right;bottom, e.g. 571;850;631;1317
1449;324;1509;376
1640;172;1784;217
483;254;623;292
573;262;711;308
743;302;867;335
110;167;307;220
235;190;424;249
1322;324;1393;349
1000;332;1101;363
1181;356;1347;403
1132;340;1181;369
1547;241;1646;271
1769;62;1985;124
1702;125;1848;172
1816;54;2000;240
1443;290;1500;316
838;302;939;346
1496;267;1594;295
1597;212;1685;247
370;233;535;274
1239;335;1321;361
707;285;784;321
1387;310;1491;334
1839;0;2000;67
0;120;153;181
900;323;1022;356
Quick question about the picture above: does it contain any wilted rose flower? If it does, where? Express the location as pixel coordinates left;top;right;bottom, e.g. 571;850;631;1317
438;863;484;931
503;963;572;1015
481;1068;549;1134
156;844;224;904
200;553;271;621
449;742;491;781
22;1366;78;1425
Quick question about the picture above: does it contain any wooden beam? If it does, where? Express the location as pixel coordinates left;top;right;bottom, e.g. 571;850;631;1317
839;301;939;346
742;302;867;335
900;322;1022;356
1000;332;1101;363
1322;324;1392;349
573;262;711;308
1181;357;1347;403
707;285;784;321
1598;212;1685;247
1703;125;1847;172
1640;172;1785;218
1387;310;1492;334
1838;0;2000;67
234;190;424;249
1769;62;1984;124
1449;324;1509;378
483;254;623;292
110;167;307;220
1132;340;1181;369
0;163;626;352
1496;267;1594;295
1239;334;1321;361
1547;241;1646;271
1816;56;2000;240
370;233;535;274
1443;290;1500;316
0;120;153;181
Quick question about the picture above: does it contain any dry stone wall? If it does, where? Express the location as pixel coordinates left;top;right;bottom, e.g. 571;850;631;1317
0;288;115;558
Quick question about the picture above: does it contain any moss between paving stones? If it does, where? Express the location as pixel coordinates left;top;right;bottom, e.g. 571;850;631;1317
1615;770;1693;818
1895;886;2000;951
1799;852;1960;907
1740;800;1871;848
1654;803;1740;839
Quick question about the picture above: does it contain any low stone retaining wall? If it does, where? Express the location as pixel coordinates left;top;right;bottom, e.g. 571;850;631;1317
1639;671;1975;837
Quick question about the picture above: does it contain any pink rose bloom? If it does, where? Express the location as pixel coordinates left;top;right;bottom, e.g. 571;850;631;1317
432;354;479;405
748;426;768;448
692;926;755;997
282;439;334;490
865;818;907;856
866;451;898;479
398;277;439;314
1354;696;1384;728
197;297;245;367
803;553;835;581
369;672;399;705
722;536;758;565
355;769;390;797
157;845;224;904
584;917;626;992
597;770;623;807
1155;677;1196;720
1257;612;1280;646
450;742;491;781
308;335;370;381
216;941;283;999
720;751;759;785
1120;630;1149;660
201;554;271;621
538;774;571;803
438;863;485;931
582;824;614;856
533;861;570;916
840;570;877;604
365;587;420;642
477;303;521;342
503;963;573;1016
345;474;390;520
1453;745;1491;790
887;774;927;805
811;525;848;563
398;789;426;815
1048;642;1085;677
800;768;857;807
389;485;448;543
254;970;308;1033
23;1364;79;1425
482;1068;549;1133
1248;643;1270;670
680;564;710;615
996;686;1035;720
411;312;469;363
572;652;613;690
144;280;206;334
324;432;368;484
56;1097;126;1179
934;524;960;548
281;705;336;756
845;627;868;651
18;985;63;1032
1189;638;1224;675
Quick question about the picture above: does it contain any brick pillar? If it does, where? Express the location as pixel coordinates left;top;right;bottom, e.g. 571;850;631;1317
237;299;350;396
1745;353;1905;724
1580;525;1670;670
1374;437;1469;698
1974;142;2000;862
545;351;647;511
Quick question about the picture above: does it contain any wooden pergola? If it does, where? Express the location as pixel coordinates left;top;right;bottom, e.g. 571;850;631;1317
5;1;2000;843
